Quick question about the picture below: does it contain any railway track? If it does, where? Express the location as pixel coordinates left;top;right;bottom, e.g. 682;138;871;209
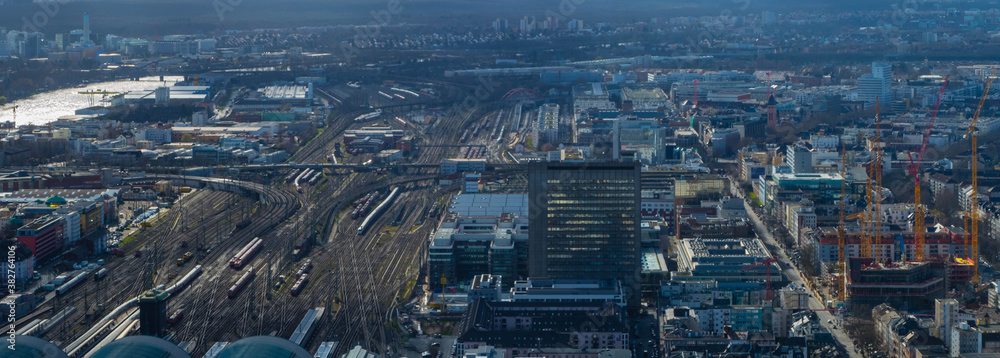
48;76;513;356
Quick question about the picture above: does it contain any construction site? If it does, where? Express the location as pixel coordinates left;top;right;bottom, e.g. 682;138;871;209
818;73;992;312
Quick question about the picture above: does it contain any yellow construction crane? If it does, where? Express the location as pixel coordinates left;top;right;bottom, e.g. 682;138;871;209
78;89;120;106
874;101;884;263
910;77;949;262
839;145;848;301
859;100;883;261
861;157;873;259
967;69;994;284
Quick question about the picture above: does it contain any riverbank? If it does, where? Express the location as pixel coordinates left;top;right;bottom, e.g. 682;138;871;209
0;76;183;127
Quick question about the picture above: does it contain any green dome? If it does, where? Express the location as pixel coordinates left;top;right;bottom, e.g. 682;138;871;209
216;336;313;358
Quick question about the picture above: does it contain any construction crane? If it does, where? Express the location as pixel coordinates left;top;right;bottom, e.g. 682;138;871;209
743;257;778;301
838;145;848;301
78;89;120;106
907;76;949;262
874;99;886;263
861;164;873;259
966;69;994;285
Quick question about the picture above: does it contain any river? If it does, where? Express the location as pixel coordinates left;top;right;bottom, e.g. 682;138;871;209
1;76;185;127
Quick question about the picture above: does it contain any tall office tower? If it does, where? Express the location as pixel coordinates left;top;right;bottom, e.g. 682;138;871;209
528;162;641;305
138;289;169;337
83;13;91;46
858;62;892;107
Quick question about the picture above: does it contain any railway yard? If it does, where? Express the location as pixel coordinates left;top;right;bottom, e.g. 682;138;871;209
14;75;531;357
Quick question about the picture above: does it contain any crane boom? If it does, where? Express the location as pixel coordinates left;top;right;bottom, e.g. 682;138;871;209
743;257;778;301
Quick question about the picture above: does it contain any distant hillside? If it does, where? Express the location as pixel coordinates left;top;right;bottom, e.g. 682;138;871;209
0;0;936;36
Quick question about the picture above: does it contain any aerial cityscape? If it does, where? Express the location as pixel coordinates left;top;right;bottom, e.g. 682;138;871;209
6;0;1000;357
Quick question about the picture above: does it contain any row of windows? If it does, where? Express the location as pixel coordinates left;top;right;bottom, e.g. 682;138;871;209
546;226;633;232
548;192;634;198
549;199;635;205
547;213;636;219
549;187;635;193
545;179;634;184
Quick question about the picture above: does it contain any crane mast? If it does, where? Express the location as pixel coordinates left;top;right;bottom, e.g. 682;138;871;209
874;102;884;263
967;70;994;284
838;146;848;301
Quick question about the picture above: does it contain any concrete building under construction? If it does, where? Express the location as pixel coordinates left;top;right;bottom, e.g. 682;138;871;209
845;257;973;310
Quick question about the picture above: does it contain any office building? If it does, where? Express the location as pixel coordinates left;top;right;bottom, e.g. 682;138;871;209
138;289;169;337
429;194;529;288
16;215;65;262
674;237;781;284
533;103;561;145
614;120;668;165
457;299;629;356
858;62;892;107
528;162;641;305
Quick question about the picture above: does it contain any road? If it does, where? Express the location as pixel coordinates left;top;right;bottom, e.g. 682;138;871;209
729;178;860;357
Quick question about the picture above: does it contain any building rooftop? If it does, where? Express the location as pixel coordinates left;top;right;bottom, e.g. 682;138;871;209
0;189;118;203
448;194;528;217
261;85;310;100
214;336;313;358
642;247;668;272
89;335;191;358
342;345;382;358
772;172;844;181
4;335;69;358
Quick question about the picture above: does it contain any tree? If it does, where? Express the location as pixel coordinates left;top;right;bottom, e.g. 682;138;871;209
935;189;962;226
11;78;35;95
801;244;819;277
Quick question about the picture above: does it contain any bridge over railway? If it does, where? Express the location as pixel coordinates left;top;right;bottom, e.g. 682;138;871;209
7;162;525;177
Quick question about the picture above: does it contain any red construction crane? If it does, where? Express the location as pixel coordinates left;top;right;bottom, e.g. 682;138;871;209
906;75;949;261
743;257;779;301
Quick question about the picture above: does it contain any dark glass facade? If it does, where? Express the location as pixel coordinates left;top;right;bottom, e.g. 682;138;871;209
528;162;641;303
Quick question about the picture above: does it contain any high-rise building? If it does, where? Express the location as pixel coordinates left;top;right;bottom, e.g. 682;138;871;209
858;62;892;107
761;11;777;25
138;289;169;337
82;13;91;46
528;162;641;305
491;18;508;32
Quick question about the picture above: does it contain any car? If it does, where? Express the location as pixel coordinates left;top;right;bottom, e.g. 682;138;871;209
431;343;440;347
433;334;442;338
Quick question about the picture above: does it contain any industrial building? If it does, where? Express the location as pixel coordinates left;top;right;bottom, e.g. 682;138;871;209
232;84;314;110
342;127;406;153
441;158;487;175
114;85;212;105
620;87;670;110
